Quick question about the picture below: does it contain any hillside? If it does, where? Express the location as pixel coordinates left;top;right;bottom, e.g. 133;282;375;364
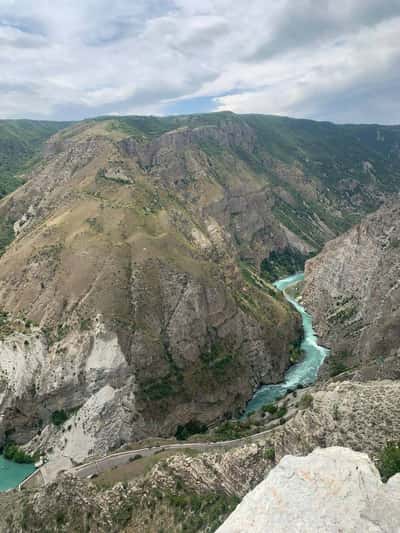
0;112;399;462
0;120;70;198
0;119;70;252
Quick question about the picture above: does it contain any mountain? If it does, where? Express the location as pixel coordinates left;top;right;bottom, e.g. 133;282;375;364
0;112;400;461
303;198;400;380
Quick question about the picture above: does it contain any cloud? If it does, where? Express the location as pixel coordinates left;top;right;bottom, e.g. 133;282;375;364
0;0;398;123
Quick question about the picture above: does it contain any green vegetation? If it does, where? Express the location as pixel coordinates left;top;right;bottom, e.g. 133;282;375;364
288;336;304;364
0;217;14;256
244;114;400;195
200;342;239;381
264;447;276;461
3;442;35;464
262;403;278;415
51;406;81;427
0;309;10;336
142;374;183;402
175;420;208;441
299;393;313;409
276;406;287;418
329;355;350;377
51;410;69;426
0;119;70;199
212;420;255;441
332;403;340;421
101;111;238;140
330;361;349;376
163;489;240;532
79;317;92;331
378;443;400;481
0;120;69;255
261;248;311;283
260;402;287;419
331;305;358;323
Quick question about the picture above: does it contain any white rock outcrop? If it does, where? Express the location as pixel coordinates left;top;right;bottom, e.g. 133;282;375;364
217;447;400;533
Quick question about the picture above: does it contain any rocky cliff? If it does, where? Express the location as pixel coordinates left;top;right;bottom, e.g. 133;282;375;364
303;199;400;380
217;447;400;533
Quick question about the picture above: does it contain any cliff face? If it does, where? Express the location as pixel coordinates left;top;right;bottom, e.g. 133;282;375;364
303;199;400;379
217;447;400;533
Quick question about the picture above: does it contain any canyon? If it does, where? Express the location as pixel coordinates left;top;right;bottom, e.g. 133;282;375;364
0;112;399;531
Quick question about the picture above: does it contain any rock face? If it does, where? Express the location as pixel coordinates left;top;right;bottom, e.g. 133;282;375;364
217;447;400;533
303;199;400;380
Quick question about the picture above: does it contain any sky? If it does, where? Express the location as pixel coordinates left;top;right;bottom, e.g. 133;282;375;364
0;0;399;123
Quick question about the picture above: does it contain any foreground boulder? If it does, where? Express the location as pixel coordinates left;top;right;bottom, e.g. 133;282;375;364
217;447;400;532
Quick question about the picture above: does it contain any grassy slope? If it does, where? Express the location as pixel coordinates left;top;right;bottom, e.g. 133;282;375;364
1;111;399;267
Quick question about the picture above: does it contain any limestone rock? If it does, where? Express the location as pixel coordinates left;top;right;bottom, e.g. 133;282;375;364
217;447;400;533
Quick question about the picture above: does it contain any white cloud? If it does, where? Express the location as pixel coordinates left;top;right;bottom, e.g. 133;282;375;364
0;0;398;122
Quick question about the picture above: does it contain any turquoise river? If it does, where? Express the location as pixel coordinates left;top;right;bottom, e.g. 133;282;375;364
244;272;330;414
0;455;35;492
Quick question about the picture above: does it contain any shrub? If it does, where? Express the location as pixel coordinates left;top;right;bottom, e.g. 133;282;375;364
3;442;34;464
175;420;207;441
378;443;400;481
264;447;275;461
263;403;278;415
51;410;69;426
332;403;340;421
212;420;253;441
276;406;287;418
129;454;142;462
299;393;313;409
329;358;349;377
